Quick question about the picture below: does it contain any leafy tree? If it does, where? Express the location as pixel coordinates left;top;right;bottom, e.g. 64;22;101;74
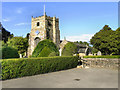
26;33;30;40
32;39;59;57
7;37;28;56
2;41;7;47
92;47;98;54
2;46;19;59
111;27;120;55
62;42;77;56
0;23;13;43
90;25;120;55
74;41;89;46
79;41;83;44
83;41;89;46
0;41;2;59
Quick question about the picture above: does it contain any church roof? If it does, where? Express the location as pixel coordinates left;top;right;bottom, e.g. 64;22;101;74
74;43;87;48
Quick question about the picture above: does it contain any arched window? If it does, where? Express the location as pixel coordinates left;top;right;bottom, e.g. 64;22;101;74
34;37;40;47
37;22;39;26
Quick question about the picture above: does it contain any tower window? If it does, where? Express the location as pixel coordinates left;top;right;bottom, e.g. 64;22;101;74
46;29;50;39
37;22;40;26
48;21;51;26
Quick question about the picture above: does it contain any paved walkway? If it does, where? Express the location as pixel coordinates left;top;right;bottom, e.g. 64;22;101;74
2;68;118;88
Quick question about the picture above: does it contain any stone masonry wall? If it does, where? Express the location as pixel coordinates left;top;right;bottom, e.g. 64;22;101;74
82;58;119;70
28;15;60;57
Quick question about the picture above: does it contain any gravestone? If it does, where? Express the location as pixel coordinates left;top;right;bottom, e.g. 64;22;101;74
97;51;102;56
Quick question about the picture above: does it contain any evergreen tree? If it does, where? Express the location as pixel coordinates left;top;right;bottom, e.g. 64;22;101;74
62;42;77;56
32;39;59;57
90;25;120;55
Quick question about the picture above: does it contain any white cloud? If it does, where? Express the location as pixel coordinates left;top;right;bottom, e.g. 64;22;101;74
15;23;30;26
2;18;10;22
66;34;94;42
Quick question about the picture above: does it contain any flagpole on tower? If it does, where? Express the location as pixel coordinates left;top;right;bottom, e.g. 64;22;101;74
44;0;47;15
44;4;46;15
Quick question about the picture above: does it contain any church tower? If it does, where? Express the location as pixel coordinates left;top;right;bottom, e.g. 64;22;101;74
28;5;60;57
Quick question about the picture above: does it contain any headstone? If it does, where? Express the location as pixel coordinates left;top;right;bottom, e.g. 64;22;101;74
97;51;102;56
59;49;62;56
88;54;93;56
20;54;22;58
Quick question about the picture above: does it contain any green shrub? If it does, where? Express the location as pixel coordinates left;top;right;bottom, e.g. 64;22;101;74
38;47;51;57
2;46;19;59
83;55;120;58
49;52;58;57
32;39;59;57
62;42;77;56
1;56;78;80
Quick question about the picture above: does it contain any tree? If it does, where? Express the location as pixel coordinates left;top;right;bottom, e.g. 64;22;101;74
2;41;7;47
7;37;28;57
83;41;89;46
74;41;89;46
90;25;120;55
2;46;19;59
48;52;58;57
91;47;98;54
79;41;83;44
26;33;30;40
0;23;13;43
38;46;51;57
62;42;77;56
32;39;59;57
111;27;120;55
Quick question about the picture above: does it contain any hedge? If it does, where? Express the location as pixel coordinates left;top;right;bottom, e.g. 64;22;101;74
32;39;59;57
1;56;78;80
83;55;120;58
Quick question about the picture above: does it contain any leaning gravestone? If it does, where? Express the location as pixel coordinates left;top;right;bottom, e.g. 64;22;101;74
97;51;102;56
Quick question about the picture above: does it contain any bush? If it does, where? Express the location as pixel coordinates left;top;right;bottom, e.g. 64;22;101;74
32;39;59;57
2;46;19;59
83;55;120;58
62;42;77;56
48;52;58;57
38;47;51;57
1;56;78;80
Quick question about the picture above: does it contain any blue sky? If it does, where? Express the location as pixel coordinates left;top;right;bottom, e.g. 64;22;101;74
2;2;118;42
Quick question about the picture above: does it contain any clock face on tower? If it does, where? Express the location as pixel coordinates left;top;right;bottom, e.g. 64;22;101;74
35;30;40;35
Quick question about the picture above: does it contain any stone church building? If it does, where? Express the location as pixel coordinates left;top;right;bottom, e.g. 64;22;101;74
28;6;60;57
27;6;89;57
